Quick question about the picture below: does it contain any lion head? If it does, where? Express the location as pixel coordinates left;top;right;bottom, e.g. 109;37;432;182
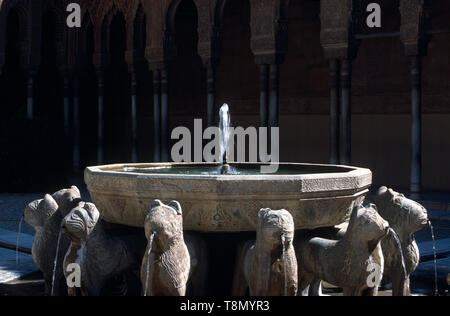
24;194;59;229
348;203;390;250
374;186;429;235
144;200;183;250
52;186;82;217
61;202;100;242
257;208;295;250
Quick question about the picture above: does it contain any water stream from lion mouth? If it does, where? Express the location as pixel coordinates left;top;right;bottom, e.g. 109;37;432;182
388;228;408;293
15;216;24;269
428;221;439;296
281;233;288;296
144;232;156;296
51;228;63;296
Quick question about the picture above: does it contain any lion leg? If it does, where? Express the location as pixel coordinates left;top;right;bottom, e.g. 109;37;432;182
297;272;314;296
362;286;378;296
308;279;322;296
391;267;407;296
67;287;77;296
343;287;363;296
232;241;251;296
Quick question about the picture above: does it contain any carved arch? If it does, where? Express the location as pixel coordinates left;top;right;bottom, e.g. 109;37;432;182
0;0;29;70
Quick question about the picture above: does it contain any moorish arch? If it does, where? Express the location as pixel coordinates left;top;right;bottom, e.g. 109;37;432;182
352;0;411;189
421;0;450;191
0;6;26;118
0;0;29;72
103;11;131;164
130;3;154;162
215;0;259;127
280;0;329;164
35;10;63;122
0;3;30;191
167;0;206;162
34;9;69;174
78;16;99;168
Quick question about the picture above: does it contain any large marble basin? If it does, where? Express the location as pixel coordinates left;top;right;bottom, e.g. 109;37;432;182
84;163;372;232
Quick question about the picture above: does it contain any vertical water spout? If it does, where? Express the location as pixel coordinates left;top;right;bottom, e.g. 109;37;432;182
428;221;439;296
281;233;288;296
51;228;63;296
144;232;156;296
219;104;231;172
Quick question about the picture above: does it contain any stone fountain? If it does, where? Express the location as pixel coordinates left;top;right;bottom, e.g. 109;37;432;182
84;162;371;232
85;104;371;232
22;104;432;296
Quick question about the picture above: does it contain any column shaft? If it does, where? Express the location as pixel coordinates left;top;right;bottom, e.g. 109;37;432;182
73;76;80;173
410;55;422;196
207;66;216;126
259;64;269;128
63;76;70;138
330;59;340;164
161;68;169;162
153;69;161;162
340;59;352;165
131;72;138;163
26;73;35;120
97;73;105;165
269;64;280;128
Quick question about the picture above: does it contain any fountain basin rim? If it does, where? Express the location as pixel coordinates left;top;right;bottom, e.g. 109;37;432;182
84;162;372;230
85;162;370;183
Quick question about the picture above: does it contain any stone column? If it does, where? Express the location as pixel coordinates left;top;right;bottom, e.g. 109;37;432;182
161;67;169;162
329;59;340;164
63;75;71;138
340;59;352;165
269;64;280;128
97;71;105;165
26;71;36;120
259;64;269;128
206;65;216;127
153;69;161;163
72;75;80;173
410;55;422;197
130;71;138;163
399;0;430;198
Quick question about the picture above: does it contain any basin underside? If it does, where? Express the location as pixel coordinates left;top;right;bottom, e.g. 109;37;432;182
85;163;372;232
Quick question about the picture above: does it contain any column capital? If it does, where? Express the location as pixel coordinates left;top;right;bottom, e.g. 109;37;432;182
93;52;109;73
254;53;284;66
248;0;288;63
148;59;169;72
399;0;431;57
125;49;146;73
320;0;359;60
198;27;222;68
201;56;220;70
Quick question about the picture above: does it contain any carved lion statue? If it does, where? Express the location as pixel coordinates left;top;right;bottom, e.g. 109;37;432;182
234;208;298;296
374;186;429;296
24;186;81;296
141;200;207;296
62;202;142;296
296;204;389;296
